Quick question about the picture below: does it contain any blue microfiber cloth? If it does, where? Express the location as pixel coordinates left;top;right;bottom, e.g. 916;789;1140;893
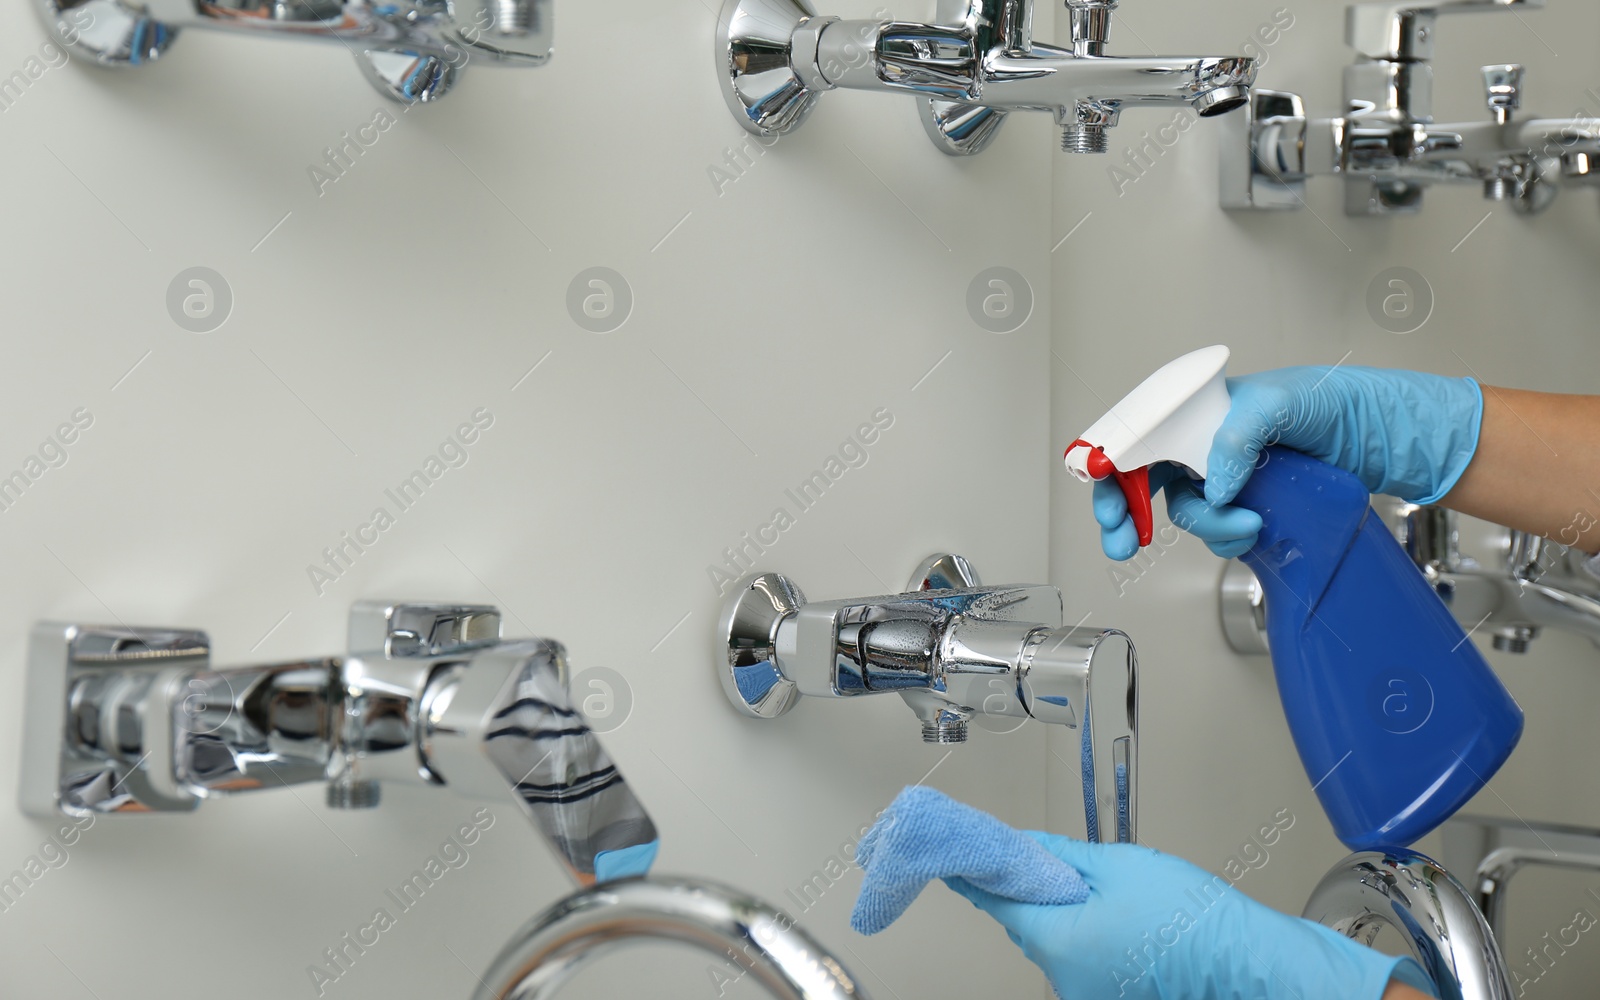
851;786;1090;935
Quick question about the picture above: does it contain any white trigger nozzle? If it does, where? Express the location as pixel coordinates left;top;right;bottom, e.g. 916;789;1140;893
1064;345;1233;482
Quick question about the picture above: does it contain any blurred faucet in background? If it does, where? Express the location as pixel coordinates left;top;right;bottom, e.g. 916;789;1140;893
1223;0;1600;215
36;0;551;101
1220;501;1600;657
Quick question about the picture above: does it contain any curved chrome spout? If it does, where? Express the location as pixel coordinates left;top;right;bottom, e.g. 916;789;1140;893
1476;846;1600;941
474;877;869;1000
1303;849;1512;1000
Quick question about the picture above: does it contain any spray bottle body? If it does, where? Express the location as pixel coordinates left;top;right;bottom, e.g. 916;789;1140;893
1237;447;1524;851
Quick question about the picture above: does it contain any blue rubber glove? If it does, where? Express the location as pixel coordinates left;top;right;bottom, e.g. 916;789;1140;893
1093;465;1264;561
944;832;1438;1000
1094;366;1484;560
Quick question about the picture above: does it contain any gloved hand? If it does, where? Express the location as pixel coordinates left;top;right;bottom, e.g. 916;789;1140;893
944;832;1437;1000
1094;366;1484;560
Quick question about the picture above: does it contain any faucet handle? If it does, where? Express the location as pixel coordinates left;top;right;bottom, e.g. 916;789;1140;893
422;639;660;886
1346;0;1544;62
348;600;502;658
1481;64;1524;124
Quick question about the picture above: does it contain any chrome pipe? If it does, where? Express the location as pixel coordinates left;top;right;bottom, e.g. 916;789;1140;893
1304;849;1512;1000
475;878;869;1000
1476;846;1600;942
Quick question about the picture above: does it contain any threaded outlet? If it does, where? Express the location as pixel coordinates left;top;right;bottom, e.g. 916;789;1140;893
1492;625;1536;654
493;0;534;32
1484;177;1515;202
1061;125;1109;154
327;779;381;809
922;719;969;744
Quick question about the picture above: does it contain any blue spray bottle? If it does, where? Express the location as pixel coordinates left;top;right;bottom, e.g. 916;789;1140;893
1065;346;1523;852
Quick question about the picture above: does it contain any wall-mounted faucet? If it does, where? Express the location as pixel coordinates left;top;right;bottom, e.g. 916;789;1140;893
1222;0;1600;215
717;0;1255;155
1220;503;1600;657
21;601;657;886
27;602;881;999
1444;813;1600;947
717;553;1137;843
1304;848;1512;1000
36;0;550;102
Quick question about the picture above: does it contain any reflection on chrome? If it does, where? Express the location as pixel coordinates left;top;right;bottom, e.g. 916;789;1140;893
1304;849;1512;1000
475;878;869;1000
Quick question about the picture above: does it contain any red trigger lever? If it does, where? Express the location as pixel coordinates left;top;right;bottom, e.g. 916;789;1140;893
1067;439;1154;548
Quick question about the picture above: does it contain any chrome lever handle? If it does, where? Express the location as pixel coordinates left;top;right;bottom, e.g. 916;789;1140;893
1346;0;1545;62
1041;627;1138;844
423;639;660;886
1482;64;1524;125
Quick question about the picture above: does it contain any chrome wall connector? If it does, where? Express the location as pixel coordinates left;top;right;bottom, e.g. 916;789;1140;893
717;0;1254;156
21;601;656;888
716;553;1138;843
36;0;552;102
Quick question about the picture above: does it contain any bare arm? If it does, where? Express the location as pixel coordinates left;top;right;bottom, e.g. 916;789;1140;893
1383;983;1434;1000
1441;386;1600;554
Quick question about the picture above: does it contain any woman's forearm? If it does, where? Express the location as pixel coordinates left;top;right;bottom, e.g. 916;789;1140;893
1383;982;1434;1000
1440;386;1600;554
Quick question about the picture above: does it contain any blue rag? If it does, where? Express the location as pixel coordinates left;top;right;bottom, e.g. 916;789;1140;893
851;786;1090;935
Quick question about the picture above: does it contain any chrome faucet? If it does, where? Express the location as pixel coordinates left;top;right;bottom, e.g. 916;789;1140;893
474;877;868;1000
717;553;1138;843
717;0;1256;155
1304;849;1512;1000
20;601;657;887
26;602;878;1000
1219;503;1600;656
1387;502;1600;653
36;0;550;102
1443;813;1600;946
1221;0;1600;215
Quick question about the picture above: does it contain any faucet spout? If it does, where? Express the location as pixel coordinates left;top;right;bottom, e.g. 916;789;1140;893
1303;849;1511;1000
475;878;869;1000
981;49;1255;115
